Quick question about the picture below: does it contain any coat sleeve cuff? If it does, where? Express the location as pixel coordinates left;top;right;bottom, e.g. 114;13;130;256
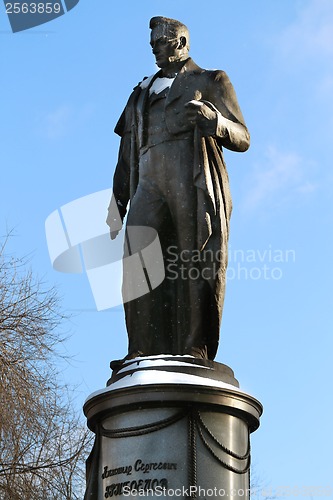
216;111;229;139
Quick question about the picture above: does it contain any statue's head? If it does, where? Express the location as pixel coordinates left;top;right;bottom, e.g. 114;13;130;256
149;16;190;69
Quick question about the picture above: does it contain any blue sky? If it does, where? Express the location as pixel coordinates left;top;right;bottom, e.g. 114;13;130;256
1;0;333;497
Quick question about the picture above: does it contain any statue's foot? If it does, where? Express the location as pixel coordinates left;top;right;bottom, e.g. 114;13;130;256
110;351;145;371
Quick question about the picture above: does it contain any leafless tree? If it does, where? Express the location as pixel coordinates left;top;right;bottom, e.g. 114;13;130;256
0;237;92;499
251;464;276;500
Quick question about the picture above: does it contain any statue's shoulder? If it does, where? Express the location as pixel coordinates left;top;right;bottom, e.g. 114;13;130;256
125;74;156;100
186;61;230;87
129;74;155;94
115;74;156;136
121;75;153;110
202;69;234;94
204;69;230;83
137;74;155;90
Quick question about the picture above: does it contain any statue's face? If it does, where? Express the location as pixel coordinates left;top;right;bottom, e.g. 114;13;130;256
150;26;187;68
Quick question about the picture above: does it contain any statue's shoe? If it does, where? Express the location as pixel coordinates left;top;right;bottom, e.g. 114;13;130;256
110;351;145;371
184;345;208;359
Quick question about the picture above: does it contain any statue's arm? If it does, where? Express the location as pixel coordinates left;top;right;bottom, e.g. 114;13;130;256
208;70;250;152
106;131;131;238
113;132;131;214
185;71;250;152
106;84;141;238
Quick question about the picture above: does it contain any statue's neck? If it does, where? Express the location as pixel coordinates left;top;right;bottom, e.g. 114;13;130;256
160;57;189;78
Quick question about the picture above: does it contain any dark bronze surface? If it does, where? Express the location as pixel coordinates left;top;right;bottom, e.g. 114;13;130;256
107;16;250;361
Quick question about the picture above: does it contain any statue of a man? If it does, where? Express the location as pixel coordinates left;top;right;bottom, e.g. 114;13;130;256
107;16;249;362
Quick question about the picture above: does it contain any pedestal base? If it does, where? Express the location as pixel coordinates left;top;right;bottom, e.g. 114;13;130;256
83;356;262;499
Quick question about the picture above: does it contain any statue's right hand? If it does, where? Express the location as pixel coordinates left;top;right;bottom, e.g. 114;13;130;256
110;229;120;240
107;216;123;239
106;196;125;240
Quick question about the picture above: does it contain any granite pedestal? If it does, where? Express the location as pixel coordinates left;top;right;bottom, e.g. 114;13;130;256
84;356;262;499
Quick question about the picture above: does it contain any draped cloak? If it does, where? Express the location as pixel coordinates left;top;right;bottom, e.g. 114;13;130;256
108;58;250;360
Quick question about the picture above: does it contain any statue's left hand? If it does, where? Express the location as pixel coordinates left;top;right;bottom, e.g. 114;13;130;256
185;100;217;136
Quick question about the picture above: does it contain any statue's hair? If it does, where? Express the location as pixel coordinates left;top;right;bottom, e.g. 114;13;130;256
149;16;190;50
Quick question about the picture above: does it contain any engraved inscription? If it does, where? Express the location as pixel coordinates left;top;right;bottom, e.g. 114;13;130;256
105;478;168;498
102;459;178;497
102;465;133;479
134;459;177;473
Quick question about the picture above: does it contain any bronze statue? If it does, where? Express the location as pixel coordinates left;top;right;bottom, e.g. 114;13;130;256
107;16;250;362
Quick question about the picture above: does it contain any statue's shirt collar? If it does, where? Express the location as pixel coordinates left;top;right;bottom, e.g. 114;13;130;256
149;76;176;96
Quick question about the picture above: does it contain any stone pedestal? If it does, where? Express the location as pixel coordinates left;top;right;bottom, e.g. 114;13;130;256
83;356;262;499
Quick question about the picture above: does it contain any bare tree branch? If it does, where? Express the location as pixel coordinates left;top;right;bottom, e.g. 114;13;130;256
0;238;92;499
